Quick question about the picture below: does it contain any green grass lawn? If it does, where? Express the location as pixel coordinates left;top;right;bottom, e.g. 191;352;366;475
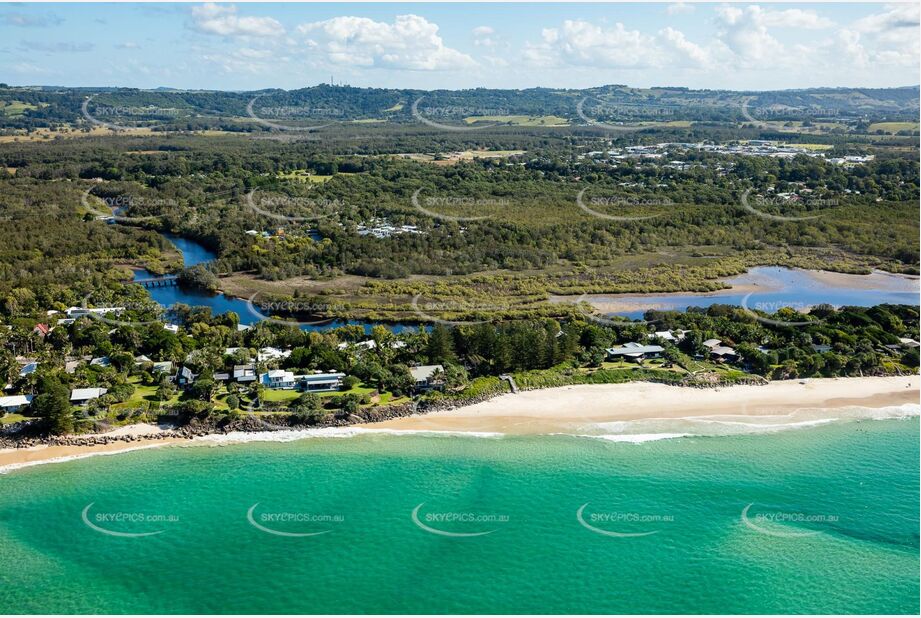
868;122;919;134
110;376;182;411
0;413;36;425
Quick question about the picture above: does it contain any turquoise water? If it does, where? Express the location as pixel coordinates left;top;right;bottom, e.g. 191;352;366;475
1;419;918;614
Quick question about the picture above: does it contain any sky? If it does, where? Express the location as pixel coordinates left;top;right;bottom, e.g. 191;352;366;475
0;2;918;91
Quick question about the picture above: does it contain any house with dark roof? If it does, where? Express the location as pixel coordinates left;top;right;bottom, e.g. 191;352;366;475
606;342;664;362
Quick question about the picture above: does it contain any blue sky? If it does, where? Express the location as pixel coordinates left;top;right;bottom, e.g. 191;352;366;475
1;3;917;91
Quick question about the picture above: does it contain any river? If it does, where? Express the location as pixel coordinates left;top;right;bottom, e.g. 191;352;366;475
133;234;421;333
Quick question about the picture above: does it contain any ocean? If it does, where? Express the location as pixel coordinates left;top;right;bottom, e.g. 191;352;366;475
0;415;918;614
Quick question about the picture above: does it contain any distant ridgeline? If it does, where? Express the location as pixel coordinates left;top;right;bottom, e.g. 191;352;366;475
0;83;919;130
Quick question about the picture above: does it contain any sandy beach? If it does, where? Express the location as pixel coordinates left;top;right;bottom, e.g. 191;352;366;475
365;375;920;435
2;376;917;471
0;424;183;474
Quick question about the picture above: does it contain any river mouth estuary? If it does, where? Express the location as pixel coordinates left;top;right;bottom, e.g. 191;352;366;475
145;233;919;328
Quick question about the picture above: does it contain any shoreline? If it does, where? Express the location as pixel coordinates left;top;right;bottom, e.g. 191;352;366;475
1;375;917;473
364;375;918;435
549;267;919;314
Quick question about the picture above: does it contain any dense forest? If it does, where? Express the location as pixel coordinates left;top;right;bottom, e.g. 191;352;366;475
1;83;919;131
0;126;916;322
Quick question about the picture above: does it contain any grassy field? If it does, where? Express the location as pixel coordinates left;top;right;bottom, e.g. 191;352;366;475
783;142;834;151
0;100;43;117
0;126;156;143
277;170;334;183
868;122;919;134
464;115;569;126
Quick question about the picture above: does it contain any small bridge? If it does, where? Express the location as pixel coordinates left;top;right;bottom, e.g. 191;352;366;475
135;275;179;288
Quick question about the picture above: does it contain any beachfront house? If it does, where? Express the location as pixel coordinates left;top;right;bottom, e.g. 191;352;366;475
299;372;346;392
260;370;345;392
710;345;739;362
606;342;664;362
233;364;257;383
70;387;107;405
0;394;34;414
177;366;197;388
261;369;297;389
409;365;445;392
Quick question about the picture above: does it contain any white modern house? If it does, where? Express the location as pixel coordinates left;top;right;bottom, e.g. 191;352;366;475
299;372;346;392
260;370;345;392
262;370;297;389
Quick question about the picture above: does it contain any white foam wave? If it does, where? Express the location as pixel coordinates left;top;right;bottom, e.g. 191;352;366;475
191;426;505;445
584;404;918;441
577;432;690;444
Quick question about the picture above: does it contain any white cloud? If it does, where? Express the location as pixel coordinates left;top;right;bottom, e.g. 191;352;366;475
524;20;660;69
659;27;711;68
472;25;499;48
853;3;919;34
849;4;919;66
757;8;834;29
523;20;714;70
714;5;791;65
711;3;918;77
666;3;694;16
191;3;284;38
296;14;475;70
